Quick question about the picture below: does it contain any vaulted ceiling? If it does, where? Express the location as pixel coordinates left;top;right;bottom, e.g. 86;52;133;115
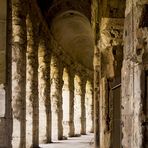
37;0;94;70
37;0;91;23
37;0;125;70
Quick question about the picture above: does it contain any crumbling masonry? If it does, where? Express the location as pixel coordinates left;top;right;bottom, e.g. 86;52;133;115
0;0;148;148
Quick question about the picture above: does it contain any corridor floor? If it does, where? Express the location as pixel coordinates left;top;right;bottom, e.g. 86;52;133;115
40;133;94;148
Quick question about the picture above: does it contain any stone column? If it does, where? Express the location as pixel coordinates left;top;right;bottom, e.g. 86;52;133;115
98;18;124;148
68;68;75;137
100;78;110;148
122;1;148;148
26;15;39;147
74;75;81;136
80;76;87;135
58;62;64;140
50;55;63;140
11;0;27;147
91;0;100;147
38;37;51;143
94;45;100;148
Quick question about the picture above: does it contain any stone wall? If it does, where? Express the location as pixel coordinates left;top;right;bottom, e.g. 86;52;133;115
122;0;148;148
98;18;124;148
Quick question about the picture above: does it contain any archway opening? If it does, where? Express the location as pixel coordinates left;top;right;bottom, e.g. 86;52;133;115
85;81;93;133
62;68;70;138
74;75;81;136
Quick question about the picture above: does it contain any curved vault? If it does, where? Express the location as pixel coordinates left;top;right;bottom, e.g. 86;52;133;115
51;10;94;70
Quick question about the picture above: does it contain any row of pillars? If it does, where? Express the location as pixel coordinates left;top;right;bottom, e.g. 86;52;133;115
10;1;93;148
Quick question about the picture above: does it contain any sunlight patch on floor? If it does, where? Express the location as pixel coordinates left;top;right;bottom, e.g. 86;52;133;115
40;133;94;148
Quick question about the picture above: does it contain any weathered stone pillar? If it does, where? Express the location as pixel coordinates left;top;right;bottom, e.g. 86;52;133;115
11;0;27;147
98;18;124;148
94;45;100;148
62;68;70;138
50;55;63;140
100;78;110;148
80;76;87;135
74;75;81;136
122;1;148;148
91;0;100;147
58;63;64;140
26;15;39;147
38;37;51;143
68;68;75;137
86;81;94;133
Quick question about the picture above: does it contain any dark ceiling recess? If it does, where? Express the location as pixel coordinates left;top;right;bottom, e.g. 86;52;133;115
37;0;54;13
36;0;91;25
139;4;148;28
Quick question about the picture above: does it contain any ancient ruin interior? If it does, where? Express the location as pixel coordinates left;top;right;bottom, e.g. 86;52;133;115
0;0;148;148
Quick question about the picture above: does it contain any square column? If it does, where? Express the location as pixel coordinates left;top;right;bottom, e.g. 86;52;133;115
38;37;51;144
68;69;75;137
50;55;63;141
11;0;27;147
26;15;39;148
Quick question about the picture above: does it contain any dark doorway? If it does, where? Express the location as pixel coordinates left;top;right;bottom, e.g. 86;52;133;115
111;78;121;148
143;71;148;148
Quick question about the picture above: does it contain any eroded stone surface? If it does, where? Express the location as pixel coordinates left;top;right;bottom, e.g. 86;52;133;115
122;1;148;148
98;18;124;148
3;0;148;148
50;55;63;141
68;68;75;137
26;14;40;148
11;0;27;147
